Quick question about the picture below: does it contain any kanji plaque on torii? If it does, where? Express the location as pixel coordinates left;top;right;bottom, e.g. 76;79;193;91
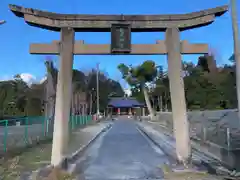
9;4;228;166
111;24;131;53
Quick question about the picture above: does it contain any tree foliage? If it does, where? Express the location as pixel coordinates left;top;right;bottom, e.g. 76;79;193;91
118;60;158;87
0;62;124;119
1;54;237;119
86;69;124;113
0;77;43;118
118;60;158;118
126;55;237;111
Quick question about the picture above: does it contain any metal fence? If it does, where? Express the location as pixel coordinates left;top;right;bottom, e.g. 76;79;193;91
0;115;92;155
154;110;240;150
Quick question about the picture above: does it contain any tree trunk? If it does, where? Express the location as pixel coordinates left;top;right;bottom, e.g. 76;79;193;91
152;97;155;111
159;95;163;112
142;86;154;119
164;91;168;112
44;63;57;135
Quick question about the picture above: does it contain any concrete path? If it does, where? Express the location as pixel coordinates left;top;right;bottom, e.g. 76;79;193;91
137;121;231;176
74;119;169;180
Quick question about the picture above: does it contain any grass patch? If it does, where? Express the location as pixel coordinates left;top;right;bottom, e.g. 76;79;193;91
32;167;76;180
0;141;52;180
0;137;52;159
0;121;102;180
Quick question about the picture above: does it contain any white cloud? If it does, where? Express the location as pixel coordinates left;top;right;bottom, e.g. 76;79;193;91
40;76;47;84
20;73;36;85
0;73;37;85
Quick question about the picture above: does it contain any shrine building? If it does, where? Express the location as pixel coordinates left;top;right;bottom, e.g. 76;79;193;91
107;97;146;115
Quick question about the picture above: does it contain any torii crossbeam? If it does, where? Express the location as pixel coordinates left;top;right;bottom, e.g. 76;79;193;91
30;40;208;55
9;4;227;32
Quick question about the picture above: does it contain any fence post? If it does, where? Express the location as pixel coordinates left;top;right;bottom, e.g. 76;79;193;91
4;120;8;152
24;117;29;145
227;127;231;150
73;115;75;128
75;115;77;127
79;116;81;125
46;117;49;136
77;115;80;126
42;117;46;137
203;127;207;142
69;116;71;130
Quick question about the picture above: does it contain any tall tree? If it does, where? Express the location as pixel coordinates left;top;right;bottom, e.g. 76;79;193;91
86;69;124;113
118;60;158;119
44;60;58;119
151;66;170;111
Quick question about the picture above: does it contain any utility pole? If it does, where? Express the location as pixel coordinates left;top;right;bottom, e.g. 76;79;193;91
230;0;240;118
89;92;92;115
96;63;100;116
159;95;163;112
89;88;94;115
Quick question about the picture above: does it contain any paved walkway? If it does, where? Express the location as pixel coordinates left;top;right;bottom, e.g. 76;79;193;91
75;119;169;180
137;121;232;177
3;122;110;180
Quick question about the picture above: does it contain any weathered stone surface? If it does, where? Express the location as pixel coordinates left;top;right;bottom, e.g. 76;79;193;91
166;27;191;164
51;27;74;166
29;40;208;55
9;4;228;32
9;4;227;21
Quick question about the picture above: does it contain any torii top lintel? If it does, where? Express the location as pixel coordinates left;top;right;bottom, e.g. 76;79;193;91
9;4;228;32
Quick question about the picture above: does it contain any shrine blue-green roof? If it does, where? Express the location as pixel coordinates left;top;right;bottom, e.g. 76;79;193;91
108;97;144;108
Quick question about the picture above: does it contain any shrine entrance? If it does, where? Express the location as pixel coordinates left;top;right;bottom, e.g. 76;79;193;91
9;4;228;166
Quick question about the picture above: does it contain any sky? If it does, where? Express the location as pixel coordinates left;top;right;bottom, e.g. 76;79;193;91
0;0;239;90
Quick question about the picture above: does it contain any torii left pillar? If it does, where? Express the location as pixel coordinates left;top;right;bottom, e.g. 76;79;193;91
51;27;74;166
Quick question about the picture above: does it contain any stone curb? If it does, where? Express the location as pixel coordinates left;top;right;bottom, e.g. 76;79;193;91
137;124;177;161
147;122;233;174
145;122;222;164
63;123;112;167
137;123;230;176
28;123;112;180
67;123;113;174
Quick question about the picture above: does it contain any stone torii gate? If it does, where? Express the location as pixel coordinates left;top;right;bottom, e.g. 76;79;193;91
9;4;228;166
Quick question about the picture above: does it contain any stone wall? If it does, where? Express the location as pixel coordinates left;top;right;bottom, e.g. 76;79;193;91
153;109;240;150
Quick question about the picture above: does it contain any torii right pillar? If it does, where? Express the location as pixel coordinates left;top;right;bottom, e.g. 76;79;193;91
165;27;191;164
